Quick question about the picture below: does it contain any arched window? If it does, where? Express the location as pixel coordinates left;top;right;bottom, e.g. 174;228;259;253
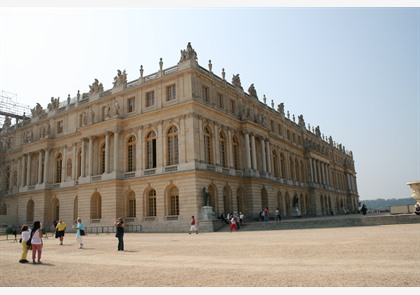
203;126;212;164
223;186;231;213
127;136;136;172
55;153;62;183
27;200;34;223
146;131;156;169
147;189;157;216
280;153;286;178
167;126;179;166
91;193;102;219
232;135;239;170
168;186;179;216
219;131;227;167
52;197;59;221
100;143;106;174
127;191;136;218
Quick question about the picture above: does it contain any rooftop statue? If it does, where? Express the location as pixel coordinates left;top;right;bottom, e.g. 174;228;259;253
31;103;43;117
113;69;127;87
179;42;198;62
232;74;242;89
48;97;60;111
248;83;258;98
298;114;305;127
277;103;284;115
89;79;104;95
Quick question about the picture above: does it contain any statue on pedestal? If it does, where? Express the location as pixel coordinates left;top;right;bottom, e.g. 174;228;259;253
202;187;210;207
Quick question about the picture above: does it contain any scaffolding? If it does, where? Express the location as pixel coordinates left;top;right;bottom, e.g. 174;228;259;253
0;90;31;127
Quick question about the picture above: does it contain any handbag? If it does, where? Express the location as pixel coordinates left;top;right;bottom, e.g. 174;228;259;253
26;239;31;246
80;229;86;236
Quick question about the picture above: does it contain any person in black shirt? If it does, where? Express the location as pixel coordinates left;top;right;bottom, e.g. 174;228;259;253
114;217;125;251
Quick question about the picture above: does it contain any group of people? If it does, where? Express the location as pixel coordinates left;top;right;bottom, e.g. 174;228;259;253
18;217;87;264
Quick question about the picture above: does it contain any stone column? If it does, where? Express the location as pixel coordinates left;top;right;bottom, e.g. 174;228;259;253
227;129;233;168
261;139;266;173
26;153;31;186
214;124;220;166
37;151;43;184
113;130;119;172
156;123;163;168
136;127;143;171
43;149;49;184
105;132;110;173
198;117;204;162
20;155;26;187
251;134;257;170
309;158;313;182
62;146;67;182
244;133;251;169
88;137;93;176
266;141;271;174
81;139;86;178
17;158;21;188
72;144;76;180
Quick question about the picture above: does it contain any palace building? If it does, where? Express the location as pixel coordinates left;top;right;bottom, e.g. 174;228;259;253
0;43;359;232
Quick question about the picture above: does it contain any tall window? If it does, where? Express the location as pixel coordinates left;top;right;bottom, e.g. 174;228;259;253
127;191;136;218
232;135;239;170
169;186;179;216
203;126;212;164
230;99;235;114
147;189;157;217
166;84;176;101
128;97;135;113
127;136;136;172
146;91;154;107
100;143;106;174
217;92;224;108
202;85;209;102
77;150;82;178
167;126;179;165
219;131;227;167
91;193;102;219
57;121;64;134
146;131;157;169
56;153;62;183
273;150;279;177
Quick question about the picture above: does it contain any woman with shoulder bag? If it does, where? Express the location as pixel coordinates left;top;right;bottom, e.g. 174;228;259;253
76;217;85;249
30;221;43;264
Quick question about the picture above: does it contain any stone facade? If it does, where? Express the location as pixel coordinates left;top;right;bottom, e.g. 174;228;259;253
0;43;359;232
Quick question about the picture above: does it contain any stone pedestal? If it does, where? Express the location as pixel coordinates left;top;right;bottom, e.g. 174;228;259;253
199;206;216;220
291;207;302;217
407;181;420;203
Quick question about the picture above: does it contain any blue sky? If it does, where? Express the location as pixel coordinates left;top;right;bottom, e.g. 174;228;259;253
0;5;419;200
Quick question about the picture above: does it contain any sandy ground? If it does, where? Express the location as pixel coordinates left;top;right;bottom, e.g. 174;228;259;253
0;223;419;289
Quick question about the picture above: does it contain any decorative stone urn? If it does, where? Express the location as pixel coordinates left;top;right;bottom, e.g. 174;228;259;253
407;181;420;203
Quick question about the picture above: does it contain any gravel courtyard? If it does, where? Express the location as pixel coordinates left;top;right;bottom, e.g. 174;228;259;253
0;223;419;288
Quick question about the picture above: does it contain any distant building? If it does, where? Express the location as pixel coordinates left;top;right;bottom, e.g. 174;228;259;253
0;43;359;232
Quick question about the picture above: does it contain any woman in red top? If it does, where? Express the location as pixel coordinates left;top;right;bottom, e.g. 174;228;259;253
189;216;198;234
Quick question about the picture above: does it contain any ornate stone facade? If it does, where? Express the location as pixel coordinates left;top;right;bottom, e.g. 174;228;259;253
0;43;359;232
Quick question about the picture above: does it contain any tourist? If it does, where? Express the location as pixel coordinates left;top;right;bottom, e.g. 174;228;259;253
19;224;30;263
12;228;17;242
229;215;238;232
114;217;125;251
275;208;281;222
55;219;67;245
414;203;420;216
239;212;245;226
30;221;43;264
361;204;368;215
189;215;198;234
220;212;229;224
264;207;269;222
76;217;85;249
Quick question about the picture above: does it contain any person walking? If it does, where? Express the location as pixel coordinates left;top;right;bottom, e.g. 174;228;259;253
114;217;125;251
30;221;43;264
229;215;238;232
189;215;198;234
76;217;85;249
275;208;281;222
19;224;31;263
264;207;269;223
12;228;17;242
55;219;67;245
